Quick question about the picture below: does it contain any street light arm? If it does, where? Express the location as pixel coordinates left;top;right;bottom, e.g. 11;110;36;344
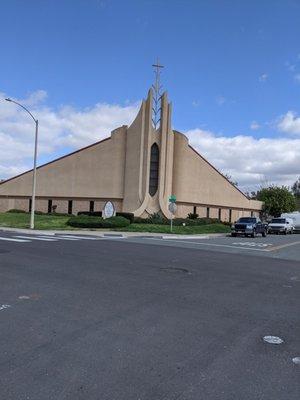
5;98;37;122
5;96;39;229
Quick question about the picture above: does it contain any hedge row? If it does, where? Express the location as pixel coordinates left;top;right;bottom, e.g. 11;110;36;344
67;215;130;228
77;211;134;223
133;216;221;226
6;209;73;217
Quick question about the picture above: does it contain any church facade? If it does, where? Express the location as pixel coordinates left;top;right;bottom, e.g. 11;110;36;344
0;88;262;221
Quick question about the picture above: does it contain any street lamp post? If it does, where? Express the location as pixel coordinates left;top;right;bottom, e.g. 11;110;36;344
5;98;39;229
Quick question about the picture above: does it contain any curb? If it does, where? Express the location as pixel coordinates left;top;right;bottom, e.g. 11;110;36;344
162;235;210;240
0;226;227;239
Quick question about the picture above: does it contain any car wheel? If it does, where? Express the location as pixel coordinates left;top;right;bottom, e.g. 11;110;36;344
231;233;237;237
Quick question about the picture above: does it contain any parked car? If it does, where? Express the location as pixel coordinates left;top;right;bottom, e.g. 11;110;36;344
231;217;267;237
281;212;300;232
268;217;294;234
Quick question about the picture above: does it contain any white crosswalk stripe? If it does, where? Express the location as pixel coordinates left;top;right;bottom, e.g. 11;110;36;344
14;236;58;242
0;237;30;243
57;235;99;240
37;235;79;241
0;234;119;243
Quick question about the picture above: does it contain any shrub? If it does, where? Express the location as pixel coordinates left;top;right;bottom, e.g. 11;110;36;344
187;212;199;219
116;212;134;223
148;212;169;225
222;221;232;226
67;215;130;229
7;209;26;213
77;211;102;217
133;217;148;224
47;212;74;217
102;216;130;228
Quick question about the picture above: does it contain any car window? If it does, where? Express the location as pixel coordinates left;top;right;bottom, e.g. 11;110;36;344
237;217;256;223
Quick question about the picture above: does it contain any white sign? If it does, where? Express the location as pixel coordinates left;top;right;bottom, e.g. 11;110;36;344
103;201;115;219
168;202;177;215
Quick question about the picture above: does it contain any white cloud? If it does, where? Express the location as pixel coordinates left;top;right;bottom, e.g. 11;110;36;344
294;74;300;83
0;90;139;179
216;95;226;106
192;100;200;107
185;128;300;190
277;111;300;135
259;73;268;82
250;121;260;130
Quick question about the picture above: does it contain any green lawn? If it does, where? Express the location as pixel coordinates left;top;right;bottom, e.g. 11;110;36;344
0;212;70;230
118;223;230;235
0;212;230;234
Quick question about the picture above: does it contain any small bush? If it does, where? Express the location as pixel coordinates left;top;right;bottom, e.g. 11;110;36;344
7;209;26;213
148;212;169;225
67;215;130;229
47;212;74;217
133;217;148;224
187;212;199;219
90;211;102;217
222;221;232;226
116;212;134;224
77;211;102;217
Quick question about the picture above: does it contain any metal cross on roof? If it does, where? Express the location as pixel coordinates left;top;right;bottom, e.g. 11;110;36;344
152;59;164;130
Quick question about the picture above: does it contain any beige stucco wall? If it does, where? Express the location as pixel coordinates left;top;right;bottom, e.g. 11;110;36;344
0;129;126;200
172;132;262;212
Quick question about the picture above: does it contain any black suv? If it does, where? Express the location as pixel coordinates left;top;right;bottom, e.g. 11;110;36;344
231;217;267;237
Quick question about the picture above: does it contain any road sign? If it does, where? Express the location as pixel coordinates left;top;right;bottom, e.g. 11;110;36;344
169;195;176;203
168;202;177;215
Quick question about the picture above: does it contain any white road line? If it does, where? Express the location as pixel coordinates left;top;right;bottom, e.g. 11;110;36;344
150;238;270;252
0;237;31;243
0;304;11;311
14;236;58;242
37;236;79;241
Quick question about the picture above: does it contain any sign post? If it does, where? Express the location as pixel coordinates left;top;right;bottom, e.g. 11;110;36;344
168;195;177;233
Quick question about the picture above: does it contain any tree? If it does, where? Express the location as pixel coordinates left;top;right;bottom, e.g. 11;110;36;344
224;173;238;187
257;185;297;217
292;177;300;197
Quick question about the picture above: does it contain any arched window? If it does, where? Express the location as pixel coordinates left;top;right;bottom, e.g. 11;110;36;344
149;143;159;196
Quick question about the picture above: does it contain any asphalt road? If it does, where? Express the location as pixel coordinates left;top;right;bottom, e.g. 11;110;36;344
127;232;300;262
0;233;299;399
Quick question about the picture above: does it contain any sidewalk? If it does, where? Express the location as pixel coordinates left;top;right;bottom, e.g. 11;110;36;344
0;226;226;240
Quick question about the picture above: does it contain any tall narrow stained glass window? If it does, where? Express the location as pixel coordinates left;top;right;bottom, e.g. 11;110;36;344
149;143;159;196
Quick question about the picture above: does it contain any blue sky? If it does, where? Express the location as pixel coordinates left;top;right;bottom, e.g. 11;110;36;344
1;0;300;189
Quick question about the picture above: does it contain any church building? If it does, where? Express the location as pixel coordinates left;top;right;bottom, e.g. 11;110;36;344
0;80;262;221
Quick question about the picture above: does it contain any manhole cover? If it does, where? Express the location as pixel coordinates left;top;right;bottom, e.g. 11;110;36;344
160;267;191;274
263;335;284;344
